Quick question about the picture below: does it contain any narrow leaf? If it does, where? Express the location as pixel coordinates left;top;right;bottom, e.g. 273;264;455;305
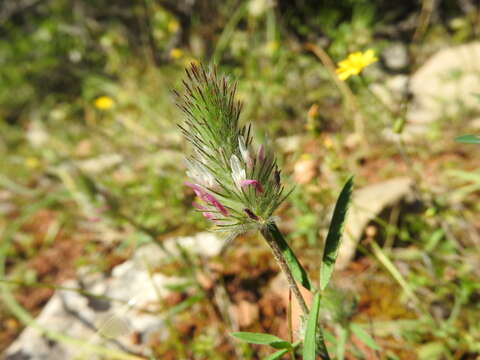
320;176;354;291
264;349;289;360
350;324;380;351
336;327;348;360
231;332;291;349
263;223;312;290
455;134;480;144
303;293;330;360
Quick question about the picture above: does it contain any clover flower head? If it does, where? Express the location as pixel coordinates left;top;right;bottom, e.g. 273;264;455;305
176;64;290;241
335;49;378;81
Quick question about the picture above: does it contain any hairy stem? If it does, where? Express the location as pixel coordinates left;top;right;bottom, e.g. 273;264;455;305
260;223;309;316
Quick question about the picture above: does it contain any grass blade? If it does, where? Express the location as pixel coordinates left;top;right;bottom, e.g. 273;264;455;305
303;292;330;360
262;222;312;290
350;323;380;350
455;134;480;144
231;332;292;350
320;176;354;291
264;349;289;360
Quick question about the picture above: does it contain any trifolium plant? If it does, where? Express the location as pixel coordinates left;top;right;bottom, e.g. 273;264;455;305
176;64;360;359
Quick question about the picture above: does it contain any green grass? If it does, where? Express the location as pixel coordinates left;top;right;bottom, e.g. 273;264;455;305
1;1;480;358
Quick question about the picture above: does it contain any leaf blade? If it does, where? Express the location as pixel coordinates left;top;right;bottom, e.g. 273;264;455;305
303;292;329;360
320;176;354;290
264;349;289;360
455;134;480;144
262;223;312;290
350;323;380;351
231;332;291;349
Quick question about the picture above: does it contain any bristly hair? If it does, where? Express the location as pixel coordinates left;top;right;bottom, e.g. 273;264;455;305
176;63;291;240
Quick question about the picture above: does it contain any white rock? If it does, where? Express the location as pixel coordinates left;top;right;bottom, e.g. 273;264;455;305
336;177;414;270
76;154;123;174
407;42;480;125
4;233;223;360
383;42;409;71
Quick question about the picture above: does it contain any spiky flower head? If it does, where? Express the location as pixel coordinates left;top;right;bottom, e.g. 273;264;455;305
175;64;290;240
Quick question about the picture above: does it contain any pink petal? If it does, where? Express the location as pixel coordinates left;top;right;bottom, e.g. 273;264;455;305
258;145;265;163
186;182;228;216
192;202;207;210
202;212;216;220
193;202;217;221
202;192;229;216
240;179;264;193
185;182;204;198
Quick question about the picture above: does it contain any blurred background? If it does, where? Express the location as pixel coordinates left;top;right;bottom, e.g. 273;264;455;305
1;0;480;359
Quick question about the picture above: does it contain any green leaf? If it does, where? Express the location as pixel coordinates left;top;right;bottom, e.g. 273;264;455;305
320;176;354;291
455;135;480;144
350;324;380;351
264;349;289;360
336;326;348;360
303;293;330;360
231;332;291;350
262;223;312;290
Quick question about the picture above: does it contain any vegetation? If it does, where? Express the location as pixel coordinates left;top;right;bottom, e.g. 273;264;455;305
1;0;480;359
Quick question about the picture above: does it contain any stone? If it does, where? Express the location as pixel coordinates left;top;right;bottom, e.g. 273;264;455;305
4;233;223;360
407;42;480;125
293;155;318;185
383;42;409;71
76;154;123;174
371;75;409;112
336;177;414;270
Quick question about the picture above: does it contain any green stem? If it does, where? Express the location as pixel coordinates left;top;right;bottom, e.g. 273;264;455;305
260;223;309;315
260;222;331;359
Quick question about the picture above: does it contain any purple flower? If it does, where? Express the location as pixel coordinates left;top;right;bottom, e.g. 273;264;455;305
243;208;259;220
185;182;229;216
258;145;265;163
193;202;216;220
240;179;264;193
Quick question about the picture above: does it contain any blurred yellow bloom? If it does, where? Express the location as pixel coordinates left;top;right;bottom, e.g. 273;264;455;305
167;19;179;33
265;40;279;54
307;104;319;119
25;157;40;169
183;58;199;68
336;49;378;81
170;48;183;59
323;136;333;149
94;96;114;110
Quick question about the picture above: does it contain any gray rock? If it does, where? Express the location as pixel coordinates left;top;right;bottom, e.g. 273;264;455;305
4;232;223;360
336;177;414;270
383;42;409;71
407;42;480;126
371;74;409;111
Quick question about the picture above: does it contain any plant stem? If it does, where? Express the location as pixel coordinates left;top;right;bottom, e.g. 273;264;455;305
305;42;366;142
261;222;331;359
260;222;309;316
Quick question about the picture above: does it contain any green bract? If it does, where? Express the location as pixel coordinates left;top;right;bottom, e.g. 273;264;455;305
176;64;290;240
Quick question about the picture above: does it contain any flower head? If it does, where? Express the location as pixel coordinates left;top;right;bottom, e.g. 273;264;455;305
170;48;183;60
335;49;378;81
94;96;114;110
176;64;290;240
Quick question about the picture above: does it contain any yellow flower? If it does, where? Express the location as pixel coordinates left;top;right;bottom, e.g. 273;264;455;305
167;19;179;33
183;58;199;68
25;157;40;169
94;96;114;110
170;48;183;59
335;49;378;81
307;104;319;119
265;40;279;55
